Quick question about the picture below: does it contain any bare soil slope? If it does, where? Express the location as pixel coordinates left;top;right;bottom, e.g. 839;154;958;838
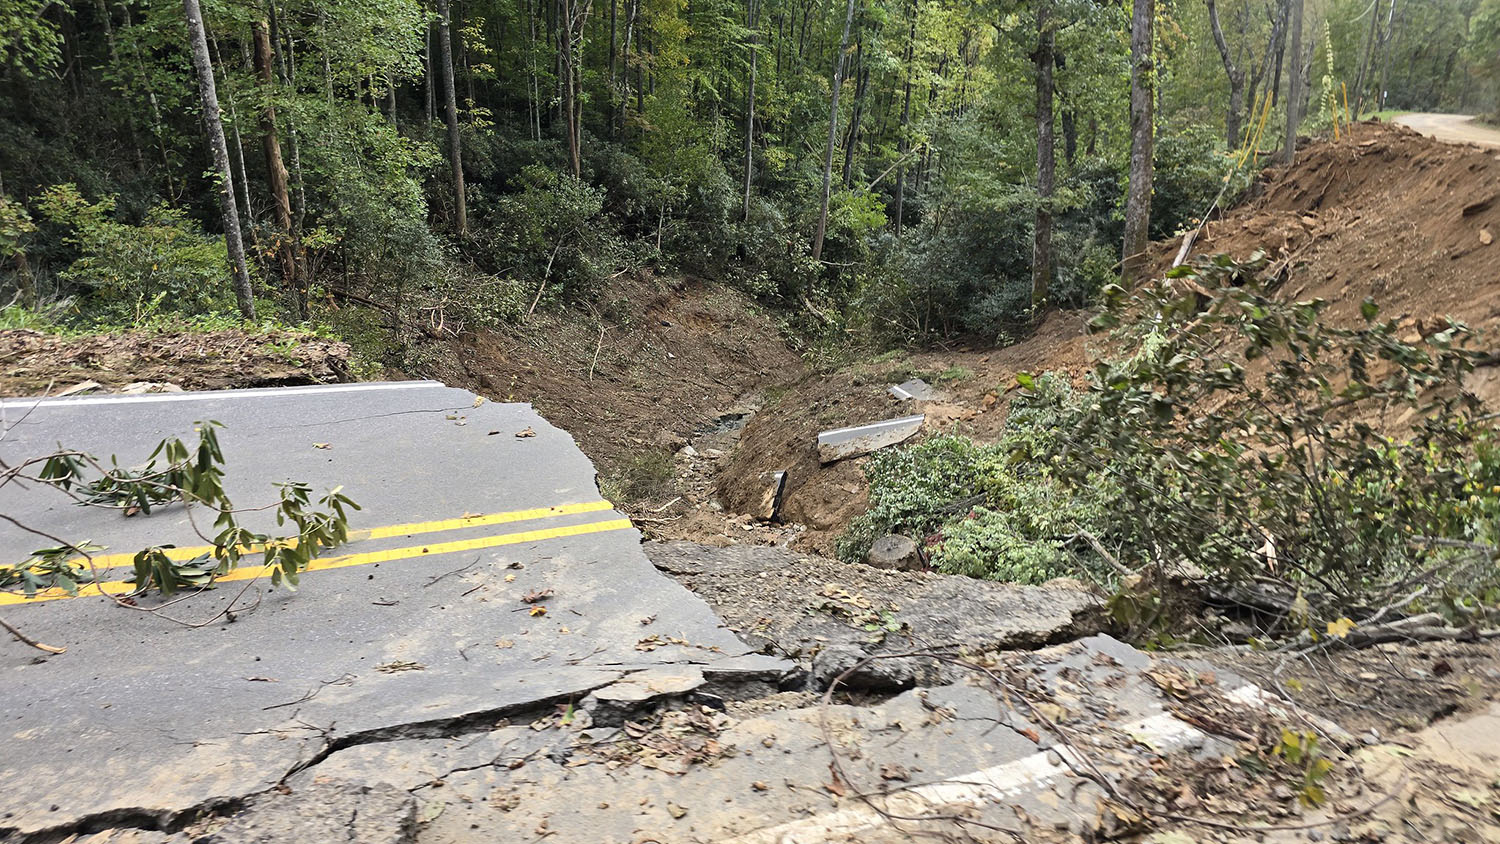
726;122;1500;554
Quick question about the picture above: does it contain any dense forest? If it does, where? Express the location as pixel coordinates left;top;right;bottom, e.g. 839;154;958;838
0;0;1495;358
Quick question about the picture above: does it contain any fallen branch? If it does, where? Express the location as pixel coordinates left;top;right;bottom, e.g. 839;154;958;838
0;614;65;654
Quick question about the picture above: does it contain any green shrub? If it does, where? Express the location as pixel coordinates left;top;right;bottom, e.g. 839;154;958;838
34;184;237;324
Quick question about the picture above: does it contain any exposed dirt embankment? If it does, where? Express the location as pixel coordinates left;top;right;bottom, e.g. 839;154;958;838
1153;120;1500;338
725;122;1500;555
0;329;351;395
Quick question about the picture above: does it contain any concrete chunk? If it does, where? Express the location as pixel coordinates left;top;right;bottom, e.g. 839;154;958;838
816;414;924;463
865;534;921;570
887;378;942;401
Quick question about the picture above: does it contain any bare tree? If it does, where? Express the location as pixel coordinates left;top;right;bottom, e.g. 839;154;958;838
181;0;255;319
743;0;760;222
1122;0;1154;281
1283;0;1304;164
1032;0;1055;311
252;19;301;316
811;0;858;262
435;0;467;235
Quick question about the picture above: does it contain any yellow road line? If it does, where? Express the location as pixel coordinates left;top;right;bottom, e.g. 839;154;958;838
57;500;617;572
0;517;634;606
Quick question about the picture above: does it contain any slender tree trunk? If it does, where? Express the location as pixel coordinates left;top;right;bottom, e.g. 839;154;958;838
1374;0;1399;112
810;0;857;262
425;19;436;123
210;33;254;237
892;0;915;236
1121;0;1154;281
743;0;759;222
1206;0;1245;149
608;0;618;138
841;53;868;188
253;19;301;316
182;0;255;319
1352;0;1382;117
1283;0;1304;163
1032;0;1054;311
435;0;468;235
387;72;398;128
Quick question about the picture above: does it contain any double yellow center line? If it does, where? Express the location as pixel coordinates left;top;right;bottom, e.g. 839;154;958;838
0;500;631;606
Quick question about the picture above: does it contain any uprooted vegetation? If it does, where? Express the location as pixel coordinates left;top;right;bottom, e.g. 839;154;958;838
840;251;1500;643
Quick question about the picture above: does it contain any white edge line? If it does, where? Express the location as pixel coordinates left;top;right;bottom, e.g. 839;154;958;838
818;414;926;441
0;381;445;409
723;684;1269;844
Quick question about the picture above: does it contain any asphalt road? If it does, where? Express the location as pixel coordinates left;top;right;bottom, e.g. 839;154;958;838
1394;112;1500;149
0;382;777;840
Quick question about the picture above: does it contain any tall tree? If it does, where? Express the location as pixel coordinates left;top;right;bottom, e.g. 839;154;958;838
1283;0;1304;163
811;0;858;262
435;0;468;235
1032;0;1055;310
252;18;300;315
1121;0;1154;281
181;0;255;319
743;0;760;222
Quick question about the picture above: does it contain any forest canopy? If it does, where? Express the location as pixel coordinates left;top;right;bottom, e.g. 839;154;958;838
0;0;1493;358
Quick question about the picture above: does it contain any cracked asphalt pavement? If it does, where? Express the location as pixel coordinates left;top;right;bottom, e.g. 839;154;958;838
0;382;780;841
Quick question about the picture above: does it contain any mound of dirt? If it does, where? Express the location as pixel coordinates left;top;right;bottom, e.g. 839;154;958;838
1157;121;1500;339
0;328;351;395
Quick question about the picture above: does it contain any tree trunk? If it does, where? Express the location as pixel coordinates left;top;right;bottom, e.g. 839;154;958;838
253;20;301;316
1283;0;1304;164
182;0;255;319
425;19;436;123
743;0;759;222
1121;0;1154;281
840;35;867;188
1352;0;1382;117
892;0;915;236
608;0;618;138
1374;0;1399;112
1032;0;1054;312
810;0;857;262
1206;0;1245;149
435;0;468;235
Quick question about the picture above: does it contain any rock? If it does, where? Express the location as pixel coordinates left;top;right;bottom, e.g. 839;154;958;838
653;430;687;451
679;445;699;459
745;470;787;521
811;644;921;691
202;781;417;844
585;668;707;725
865;535;921;571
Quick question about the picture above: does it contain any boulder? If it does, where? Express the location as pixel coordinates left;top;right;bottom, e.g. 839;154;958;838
865;535;921;571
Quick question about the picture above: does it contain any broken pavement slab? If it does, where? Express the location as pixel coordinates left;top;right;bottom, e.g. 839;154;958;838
816;413;924;463
887;377;944;401
647;541;1102;673
0;382;785;841
291;635;1345;844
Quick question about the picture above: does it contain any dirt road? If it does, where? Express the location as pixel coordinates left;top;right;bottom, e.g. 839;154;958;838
1393;112;1500;149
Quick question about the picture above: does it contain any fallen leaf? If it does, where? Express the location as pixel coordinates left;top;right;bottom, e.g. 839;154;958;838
528;605;548;617
1020;727;1040;743
515;427;536;438
312;442;331;449
472;396;487;407
667;803;687;819
245;676;278;682
522;588;554;604
1326;617;1356;639
879;763;911;782
495;639;515;649
504;574;517;582
751;781;769;792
